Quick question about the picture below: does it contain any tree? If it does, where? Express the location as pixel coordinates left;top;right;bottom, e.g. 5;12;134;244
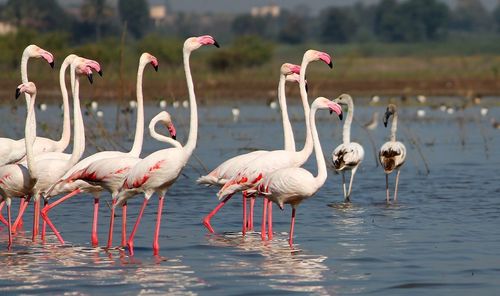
278;13;306;44
80;0;115;41
494;3;500;32
1;0;71;32
450;0;491;32
319;7;358;43
118;0;150;38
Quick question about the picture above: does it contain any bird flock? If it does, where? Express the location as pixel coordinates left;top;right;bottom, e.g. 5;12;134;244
0;37;407;255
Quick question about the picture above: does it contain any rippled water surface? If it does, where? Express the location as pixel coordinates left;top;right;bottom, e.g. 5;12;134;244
1;101;499;295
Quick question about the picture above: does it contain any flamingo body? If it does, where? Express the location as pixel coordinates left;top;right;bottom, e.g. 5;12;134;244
379;141;406;174
332;143;364;171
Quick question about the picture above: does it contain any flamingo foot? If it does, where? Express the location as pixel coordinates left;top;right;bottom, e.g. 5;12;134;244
202;216;215;233
127;240;134;256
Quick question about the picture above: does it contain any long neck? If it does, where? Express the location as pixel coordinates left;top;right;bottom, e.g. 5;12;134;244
390;111;398;142
149;122;182;149
20;50;32;104
68;69;85;165
25;92;37;177
279;74;295;151
295;57;313;163
309;105;327;188
183;49;197;155
129;61;147;156
58;58;72;149
343;99;354;144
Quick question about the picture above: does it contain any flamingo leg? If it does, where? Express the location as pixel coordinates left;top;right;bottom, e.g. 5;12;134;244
249;196;255;230
121;202;127;247
267;199;273;240
342;172;347;201
40;188;82;244
394;169;401;202
91;197;99;247
385;174;390;203
32;198;40;242
107;199;116;249
12;197;30;233
0;201;7;226
40;199;49;241
202;194;233;233
289;208;296;247
242;193;247;236
7;200;12;249
261;198;268;240
346;167;358;202
153;195;165;256
127;198;149;256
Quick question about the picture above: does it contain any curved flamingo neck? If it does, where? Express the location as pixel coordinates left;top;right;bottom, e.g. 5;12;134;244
343;98;354;144
25;90;37;178
295;56;313;164
149;117;182;149
309;103;327;189
57;55;74;150
183;49;197;155
279;73;295;152
390;111;398;142
129;59;148;157
68;64;85;166
20;49;32;104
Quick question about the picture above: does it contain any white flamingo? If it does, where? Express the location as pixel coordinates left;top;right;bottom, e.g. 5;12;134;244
41;53;159;246
198;63;302;234
0;45;55;166
111;35;219;255
216;50;334;240
257;97;343;247
379;104;407;202
332;94;365;202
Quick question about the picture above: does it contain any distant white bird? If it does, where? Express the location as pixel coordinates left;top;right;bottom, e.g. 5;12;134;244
480;107;488;117
269;100;278;110
172;100;180;108
129;100;137;109
90;101;98;111
364;111;379;130
370;95;380;104
38;103;47;111
379;104;406;203
159;99;167;109
232;106;240;122
446;107;455;114
96;110;104;118
182;100;189;108
439;104;447;112
416;95;426;104
417;109;426;118
332;94;364;202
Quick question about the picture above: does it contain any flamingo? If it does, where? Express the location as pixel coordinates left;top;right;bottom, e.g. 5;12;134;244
0;45;54;166
62;112;176;249
332;94;365;202
198;63;302;235
111;35;219;256
379;104;407;203
216;50;333;240
41;53;158;246
257;97;343;247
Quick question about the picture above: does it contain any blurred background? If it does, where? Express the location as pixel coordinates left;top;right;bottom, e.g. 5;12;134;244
0;0;499;102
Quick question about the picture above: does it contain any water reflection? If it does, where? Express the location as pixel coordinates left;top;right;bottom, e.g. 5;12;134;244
207;231;332;295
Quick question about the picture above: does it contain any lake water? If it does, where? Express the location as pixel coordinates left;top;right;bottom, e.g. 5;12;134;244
0;100;499;295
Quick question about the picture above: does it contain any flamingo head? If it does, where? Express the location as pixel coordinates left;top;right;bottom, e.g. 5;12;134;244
304;50;333;68
284;73;308;92
73;57;99;84
142;52;159;72
281;63;301;76
185;35;219;51
384;104;397;127
83;58;103;77
25;44;55;68
155;111;177;140
333;93;353;108
16;82;36;99
313;97;342;120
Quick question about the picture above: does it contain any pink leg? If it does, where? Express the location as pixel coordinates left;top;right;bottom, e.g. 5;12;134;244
41;199;48;241
261;198;268;240
107;199;116;249
127;198;149;256
12;197;30;233
202;194;233;233
289;208;296;247
242;193;247;236
7;201;12;249
249;197;255;230
153;195;165;256
40;188;82;244
121;202;127;247
91;198;99;247
32;198;40;242
267;200;273;240
0;201;7;226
